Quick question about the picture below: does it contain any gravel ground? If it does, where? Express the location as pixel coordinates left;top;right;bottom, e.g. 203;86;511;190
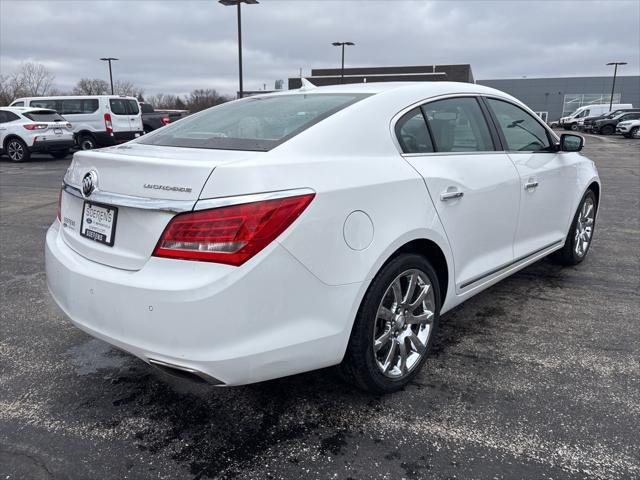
1;135;639;480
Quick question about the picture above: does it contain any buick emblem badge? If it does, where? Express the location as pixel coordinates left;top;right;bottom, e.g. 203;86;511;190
82;170;98;197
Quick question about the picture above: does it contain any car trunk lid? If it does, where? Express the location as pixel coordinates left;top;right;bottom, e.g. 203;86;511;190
59;143;254;270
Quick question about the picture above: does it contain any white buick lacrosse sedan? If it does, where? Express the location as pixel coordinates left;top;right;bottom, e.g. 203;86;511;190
46;82;600;393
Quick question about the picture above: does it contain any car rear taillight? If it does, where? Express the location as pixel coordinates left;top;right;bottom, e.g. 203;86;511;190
160;117;171;126
104;113;113;134
153;193;315;266
23;123;48;130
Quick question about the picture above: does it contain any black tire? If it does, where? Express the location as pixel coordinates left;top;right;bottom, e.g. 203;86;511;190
78;135;96;150
50;149;70;159
339;253;441;394
599;125;614;135
5;137;30;162
551;190;597;266
570;123;579;131
630;127;639;139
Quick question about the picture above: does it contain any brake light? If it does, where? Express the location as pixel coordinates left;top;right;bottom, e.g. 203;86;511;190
23;123;48;130
160;117;171;126
104;113;113;134
153;193;315;265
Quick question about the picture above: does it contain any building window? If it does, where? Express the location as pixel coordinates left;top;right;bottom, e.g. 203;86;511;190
562;93;621;117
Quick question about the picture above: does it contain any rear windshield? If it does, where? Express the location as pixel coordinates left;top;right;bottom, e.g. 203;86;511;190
110;99;140;115
138;94;368;151
23;111;66;122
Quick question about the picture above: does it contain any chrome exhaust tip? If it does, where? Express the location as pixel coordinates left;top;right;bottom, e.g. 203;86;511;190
148;358;223;385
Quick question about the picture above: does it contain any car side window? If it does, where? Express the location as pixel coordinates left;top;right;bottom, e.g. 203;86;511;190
4;111;20;123
395;108;434;154
422;97;494;152
486;98;552;152
11;101;24;107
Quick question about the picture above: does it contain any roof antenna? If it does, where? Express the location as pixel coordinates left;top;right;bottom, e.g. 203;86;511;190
300;78;317;91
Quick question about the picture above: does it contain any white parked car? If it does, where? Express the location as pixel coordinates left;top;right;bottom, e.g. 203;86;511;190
616;118;640;138
46;82;600;393
0;107;74;162
9;95;143;150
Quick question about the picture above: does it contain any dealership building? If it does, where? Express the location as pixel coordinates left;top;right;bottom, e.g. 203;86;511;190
288;65;640;122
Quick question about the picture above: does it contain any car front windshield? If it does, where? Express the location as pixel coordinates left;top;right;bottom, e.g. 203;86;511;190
138;93;368;151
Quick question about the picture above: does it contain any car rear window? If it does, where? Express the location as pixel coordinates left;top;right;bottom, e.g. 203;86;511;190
138;94;368;151
110;99;140;115
23;110;66;122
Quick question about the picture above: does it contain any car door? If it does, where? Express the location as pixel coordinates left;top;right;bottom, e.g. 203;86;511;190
399;96;521;290
108;98;133;135
484;97;576;259
0;112;8;146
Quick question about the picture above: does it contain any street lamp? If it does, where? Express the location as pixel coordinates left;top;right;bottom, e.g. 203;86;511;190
332;41;355;84
100;57;118;95
606;61;627;111
219;0;259;99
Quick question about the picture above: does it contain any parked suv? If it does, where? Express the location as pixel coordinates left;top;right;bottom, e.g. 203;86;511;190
593;111;640;135
0;107;74;162
560;103;632;131
616;119;640;138
583;109;640;133
9;95;143;150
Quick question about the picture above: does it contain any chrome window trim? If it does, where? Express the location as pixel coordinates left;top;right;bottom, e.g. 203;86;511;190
62;181;195;213
390;92;560;157
194;188;316;211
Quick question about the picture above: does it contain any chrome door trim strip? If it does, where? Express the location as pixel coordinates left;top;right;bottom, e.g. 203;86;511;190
194;188;316;211
459;239;564;290
62;181;195;213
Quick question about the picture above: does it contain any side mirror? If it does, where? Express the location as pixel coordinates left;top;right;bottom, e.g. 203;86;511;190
559;133;584;152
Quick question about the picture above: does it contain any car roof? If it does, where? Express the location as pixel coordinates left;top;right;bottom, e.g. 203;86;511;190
11;95;138;101
0;106;57;114
260;81;502;96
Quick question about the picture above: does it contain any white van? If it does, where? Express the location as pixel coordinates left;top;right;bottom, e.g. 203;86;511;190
560;103;632;131
9;95;143;150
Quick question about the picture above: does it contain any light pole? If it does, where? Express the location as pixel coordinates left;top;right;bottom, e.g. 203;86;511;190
219;0;258;98
332;41;355;84
100;57;118;94
606;61;627;111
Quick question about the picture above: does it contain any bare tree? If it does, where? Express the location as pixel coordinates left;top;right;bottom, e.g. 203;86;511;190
185;89;230;113
73;78;109;95
0;74;12;106
10;62;56;97
113;79;144;99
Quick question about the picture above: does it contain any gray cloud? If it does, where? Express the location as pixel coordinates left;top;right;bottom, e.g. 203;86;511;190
1;0;638;96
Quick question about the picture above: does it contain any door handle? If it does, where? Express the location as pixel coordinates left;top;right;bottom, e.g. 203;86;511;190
440;190;464;201
524;181;539;190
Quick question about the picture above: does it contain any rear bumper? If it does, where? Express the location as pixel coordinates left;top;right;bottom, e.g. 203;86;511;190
45;221;361;385
30;138;75;152
92;131;143;147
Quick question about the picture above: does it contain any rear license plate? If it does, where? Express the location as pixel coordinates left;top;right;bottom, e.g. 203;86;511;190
80;201;118;247
54;128;63;135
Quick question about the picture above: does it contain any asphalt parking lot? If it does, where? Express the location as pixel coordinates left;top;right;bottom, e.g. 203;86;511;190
1;135;639;480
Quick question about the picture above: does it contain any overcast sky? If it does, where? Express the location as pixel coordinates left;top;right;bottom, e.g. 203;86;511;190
1;0;639;96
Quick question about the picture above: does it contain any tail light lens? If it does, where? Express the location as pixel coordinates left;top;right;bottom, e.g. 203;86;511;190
23;123;48;130
153;193;315;266
104;113;113;134
160;117;171;126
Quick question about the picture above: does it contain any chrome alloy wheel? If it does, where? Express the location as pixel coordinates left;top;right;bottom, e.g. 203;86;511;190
7;140;25;161
373;269;435;378
574;196;595;257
